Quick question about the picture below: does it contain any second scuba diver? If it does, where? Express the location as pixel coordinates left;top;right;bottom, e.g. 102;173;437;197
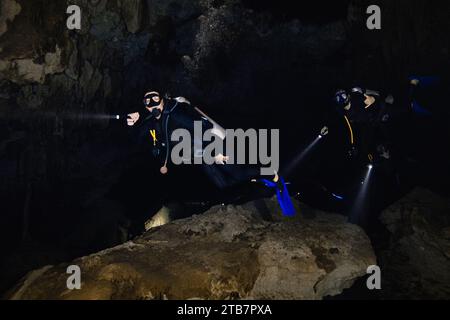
334;86;397;166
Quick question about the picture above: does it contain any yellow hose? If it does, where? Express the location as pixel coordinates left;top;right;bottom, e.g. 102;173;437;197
344;116;354;145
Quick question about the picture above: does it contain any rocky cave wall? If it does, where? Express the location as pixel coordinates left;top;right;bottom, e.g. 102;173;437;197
3;0;448;116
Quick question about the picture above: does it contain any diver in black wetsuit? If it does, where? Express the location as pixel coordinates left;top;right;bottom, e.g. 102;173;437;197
334;87;394;165
127;91;218;176
127;91;287;198
334;76;442;166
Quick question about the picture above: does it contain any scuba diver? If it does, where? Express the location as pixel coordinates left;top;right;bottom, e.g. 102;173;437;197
334;86;394;166
126;91;295;217
334;76;443;166
330;76;444;226
331;86;400;226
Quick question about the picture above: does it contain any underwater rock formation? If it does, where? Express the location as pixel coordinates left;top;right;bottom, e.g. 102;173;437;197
379;188;450;299
6;197;375;300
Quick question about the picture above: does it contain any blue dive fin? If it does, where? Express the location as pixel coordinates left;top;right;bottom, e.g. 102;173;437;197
409;75;438;116
261;177;296;217
412;100;432;116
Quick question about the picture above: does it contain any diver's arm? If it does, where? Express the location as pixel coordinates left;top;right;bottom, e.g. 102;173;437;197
173;96;227;140
174;96;191;105
193;107;230;164
191;117;229;164
365;89;381;97
194;107;227;141
173;100;229;164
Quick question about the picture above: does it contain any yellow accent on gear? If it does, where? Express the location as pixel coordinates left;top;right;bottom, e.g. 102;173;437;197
150;129;157;146
344;116;354;145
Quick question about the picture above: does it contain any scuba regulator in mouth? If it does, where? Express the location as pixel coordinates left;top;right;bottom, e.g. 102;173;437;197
151;108;162;118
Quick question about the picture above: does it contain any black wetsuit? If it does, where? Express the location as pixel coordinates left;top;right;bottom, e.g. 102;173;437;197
343;90;391;162
140;98;263;190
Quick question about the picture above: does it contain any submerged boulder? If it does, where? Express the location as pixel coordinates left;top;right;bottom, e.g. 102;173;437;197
6;197;375;300
378;188;450;299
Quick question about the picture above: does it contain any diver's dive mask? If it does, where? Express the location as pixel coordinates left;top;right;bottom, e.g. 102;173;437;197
143;92;163;119
144;92;162;108
335;90;350;107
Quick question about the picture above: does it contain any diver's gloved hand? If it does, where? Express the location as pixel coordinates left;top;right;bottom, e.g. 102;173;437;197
376;145;391;160
214;154;229;165
127;112;140;126
385;95;395;105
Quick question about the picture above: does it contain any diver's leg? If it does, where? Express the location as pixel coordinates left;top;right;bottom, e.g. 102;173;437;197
210;163;277;187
